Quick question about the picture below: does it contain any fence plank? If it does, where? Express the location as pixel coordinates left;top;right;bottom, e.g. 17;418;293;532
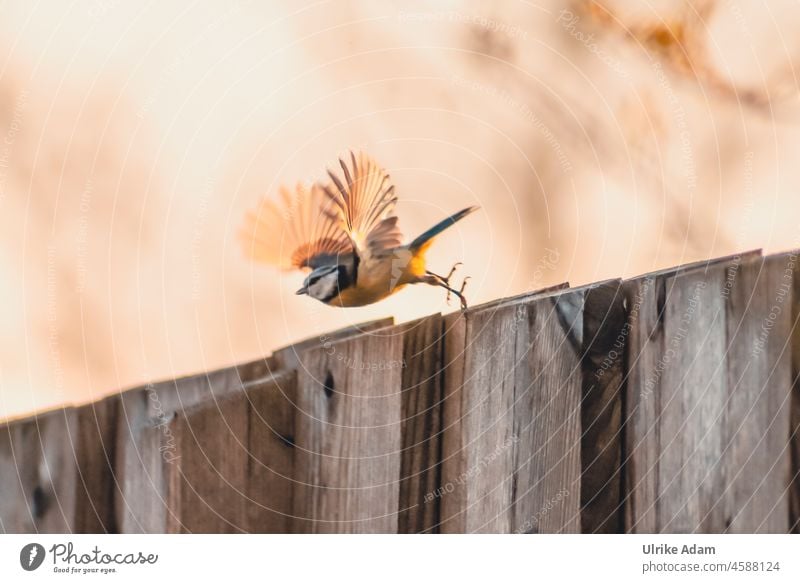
439;284;571;533
158;370;296;533
792;250;800;533
245;370;297;533
113;320;391;533
659;267;728;533
624;253;793;533
114;360;274;533
620;271;661;533
73;395;119;533
580;281;627;533
439;310;469;533
440;286;586;533
726;253;793;532
292;331;404;532
0;408;77;533
622;254;758;533
164;390;250;533
115;384;167;533
396;314;445;533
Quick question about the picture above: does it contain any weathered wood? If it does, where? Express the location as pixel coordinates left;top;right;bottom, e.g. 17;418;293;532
792;249;800;533
5;249;800;535
114;383;167;533
397;314;445;533
624;252;793;533
245;370;297;533
473;283;570;312
292;331;404;532
113;355;280;533
440;285;586;533
72;395;119;533
439;284;572;533
158;370;296;533
620;269;662;533
580;281;627;533
165;390;250;533
621;253;762;533
0;408;77;533
439;310;469;533
660;267;728;533
148;368;254;424
0;397;119;534
113;320;392;533
778;248;800;534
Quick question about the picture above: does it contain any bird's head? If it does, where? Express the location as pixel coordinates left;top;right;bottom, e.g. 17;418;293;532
296;264;342;303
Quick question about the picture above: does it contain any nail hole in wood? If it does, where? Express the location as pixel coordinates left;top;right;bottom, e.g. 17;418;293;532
323;371;335;399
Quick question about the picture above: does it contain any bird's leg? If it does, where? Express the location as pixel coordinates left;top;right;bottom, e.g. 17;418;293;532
450;280;469;310
444;262;461;284
427;262;462;303
423;270;469;310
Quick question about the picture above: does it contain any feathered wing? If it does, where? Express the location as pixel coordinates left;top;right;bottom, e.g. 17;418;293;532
240;151;403;271
321;151;403;258
239;182;352;271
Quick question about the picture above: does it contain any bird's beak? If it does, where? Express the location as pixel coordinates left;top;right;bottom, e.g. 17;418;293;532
295;285;308;295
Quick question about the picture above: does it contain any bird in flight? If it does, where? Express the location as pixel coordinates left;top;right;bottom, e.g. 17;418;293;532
239;151;478;309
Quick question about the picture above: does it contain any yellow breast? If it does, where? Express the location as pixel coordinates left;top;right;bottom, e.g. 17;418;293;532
326;248;426;307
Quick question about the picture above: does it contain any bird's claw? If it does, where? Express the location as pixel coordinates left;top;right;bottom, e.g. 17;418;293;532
445;262;462;283
445;275;470;310
458;276;471;311
444;262;463;304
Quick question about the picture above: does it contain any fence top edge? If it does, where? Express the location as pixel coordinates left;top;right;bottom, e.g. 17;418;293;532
467;278;621;317
472;282;570;313
0;403;77;429
623;249;762;284
170;368;297;422
8;249;797;426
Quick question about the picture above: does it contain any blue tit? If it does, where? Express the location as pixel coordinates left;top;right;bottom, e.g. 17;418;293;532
240;151;478;309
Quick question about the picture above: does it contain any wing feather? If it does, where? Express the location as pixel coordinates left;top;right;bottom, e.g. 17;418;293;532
240;151;404;272
320;151;403;257
239;182;351;271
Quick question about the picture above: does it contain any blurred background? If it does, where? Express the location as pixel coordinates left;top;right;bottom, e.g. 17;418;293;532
1;0;799;419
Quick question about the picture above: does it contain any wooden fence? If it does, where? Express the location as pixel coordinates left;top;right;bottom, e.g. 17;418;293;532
2;249;799;533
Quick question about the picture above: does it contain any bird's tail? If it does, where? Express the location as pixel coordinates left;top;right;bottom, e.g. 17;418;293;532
408;206;479;253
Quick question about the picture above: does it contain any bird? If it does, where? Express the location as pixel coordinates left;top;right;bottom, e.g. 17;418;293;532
239;151;479;309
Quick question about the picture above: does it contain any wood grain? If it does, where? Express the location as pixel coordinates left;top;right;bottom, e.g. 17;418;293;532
159;370;297;533
0;408;78;533
396;314;445;533
4;249;799;535
72;395;119;533
114;383;166;533
791;249;800;533
624;252;793;533
440;285;585;533
292;331;404;532
113;358;276;533
580;281;626;533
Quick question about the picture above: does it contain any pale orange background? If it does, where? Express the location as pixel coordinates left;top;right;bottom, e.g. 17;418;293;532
1;0;799;419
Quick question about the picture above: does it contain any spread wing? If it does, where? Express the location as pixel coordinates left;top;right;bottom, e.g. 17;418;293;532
321;151;403;258
240;151;403;272
239;182;351;271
